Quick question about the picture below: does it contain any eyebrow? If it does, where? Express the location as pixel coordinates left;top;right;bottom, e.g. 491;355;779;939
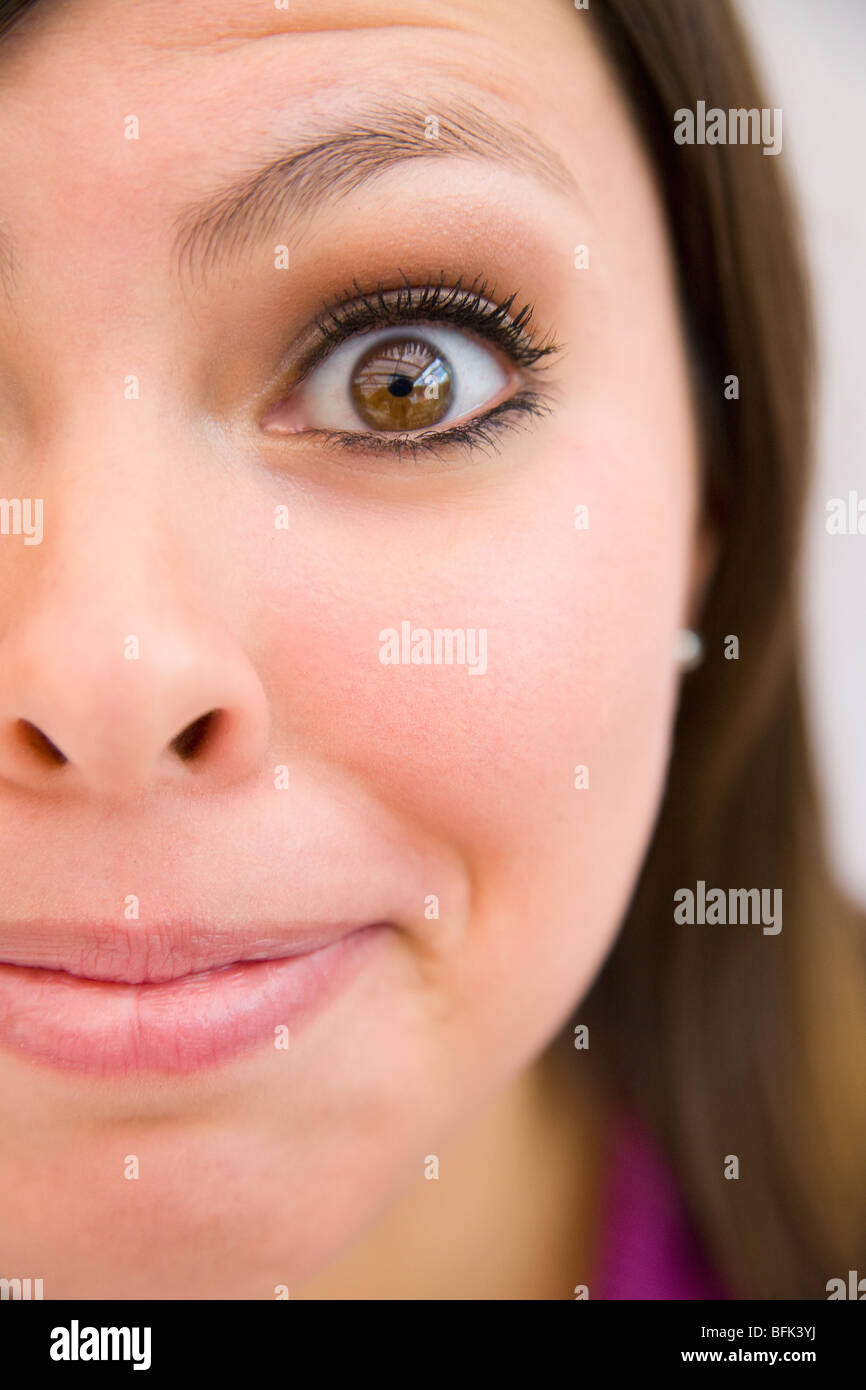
173;98;580;283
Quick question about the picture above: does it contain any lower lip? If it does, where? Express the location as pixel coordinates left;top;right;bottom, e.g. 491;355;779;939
0;925;386;1078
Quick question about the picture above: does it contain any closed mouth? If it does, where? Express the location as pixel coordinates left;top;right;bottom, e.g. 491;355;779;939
0;920;390;1077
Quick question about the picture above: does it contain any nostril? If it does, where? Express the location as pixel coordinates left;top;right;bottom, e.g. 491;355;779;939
171;711;218;762
16;719;68;766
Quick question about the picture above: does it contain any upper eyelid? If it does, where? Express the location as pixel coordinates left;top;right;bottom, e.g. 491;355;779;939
285;275;562;389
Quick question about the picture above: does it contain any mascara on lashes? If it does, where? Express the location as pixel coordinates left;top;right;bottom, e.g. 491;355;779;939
263;272;562;461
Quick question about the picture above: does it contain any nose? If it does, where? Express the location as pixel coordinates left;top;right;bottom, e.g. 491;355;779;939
0;530;269;802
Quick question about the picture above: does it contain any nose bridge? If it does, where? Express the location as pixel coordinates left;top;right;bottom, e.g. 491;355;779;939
3;401;184;649
9;374;180;557
0;415;269;798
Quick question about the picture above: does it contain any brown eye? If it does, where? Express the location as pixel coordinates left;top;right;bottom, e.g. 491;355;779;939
262;319;513;443
350;338;452;431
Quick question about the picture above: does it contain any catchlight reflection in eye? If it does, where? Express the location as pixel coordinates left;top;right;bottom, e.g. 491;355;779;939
351;338;452;431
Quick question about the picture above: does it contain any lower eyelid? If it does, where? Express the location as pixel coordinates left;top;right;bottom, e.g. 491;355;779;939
290;388;553;464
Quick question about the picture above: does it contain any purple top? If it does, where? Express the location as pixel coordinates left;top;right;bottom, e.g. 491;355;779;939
594;1109;730;1299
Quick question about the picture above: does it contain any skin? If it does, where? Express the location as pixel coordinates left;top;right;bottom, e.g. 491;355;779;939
0;0;711;1298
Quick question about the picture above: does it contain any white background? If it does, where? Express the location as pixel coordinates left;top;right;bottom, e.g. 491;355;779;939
736;0;865;902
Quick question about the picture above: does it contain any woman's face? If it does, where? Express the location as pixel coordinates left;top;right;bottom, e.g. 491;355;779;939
0;0;705;1294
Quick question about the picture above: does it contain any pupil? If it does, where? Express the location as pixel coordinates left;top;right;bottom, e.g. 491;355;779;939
388;374;414;398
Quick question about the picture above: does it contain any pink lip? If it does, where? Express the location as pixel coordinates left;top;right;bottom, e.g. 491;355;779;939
0;922;387;1077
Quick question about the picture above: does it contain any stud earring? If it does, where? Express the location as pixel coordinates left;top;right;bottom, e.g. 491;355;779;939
676;628;704;671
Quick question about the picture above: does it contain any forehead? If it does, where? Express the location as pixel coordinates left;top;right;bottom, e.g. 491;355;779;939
0;0;598;113
0;0;626;311
0;0;606;189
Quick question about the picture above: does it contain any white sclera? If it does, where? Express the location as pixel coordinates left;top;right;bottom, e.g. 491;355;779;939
297;324;512;432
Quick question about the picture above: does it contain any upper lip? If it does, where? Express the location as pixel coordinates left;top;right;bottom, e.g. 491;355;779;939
0;921;378;984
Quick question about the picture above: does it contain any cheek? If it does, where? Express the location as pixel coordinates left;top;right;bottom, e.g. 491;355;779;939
247;423;694;1029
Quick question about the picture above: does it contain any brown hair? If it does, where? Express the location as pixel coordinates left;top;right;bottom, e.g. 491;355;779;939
0;1;35;36
572;0;866;1299
2;0;863;1301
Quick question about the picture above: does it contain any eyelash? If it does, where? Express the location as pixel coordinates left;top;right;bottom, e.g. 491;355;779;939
288;271;562;463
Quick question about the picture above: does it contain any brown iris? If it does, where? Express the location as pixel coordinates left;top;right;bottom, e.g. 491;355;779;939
350;337;452;431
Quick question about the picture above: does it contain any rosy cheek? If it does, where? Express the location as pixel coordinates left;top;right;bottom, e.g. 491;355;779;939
250;432;691;875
